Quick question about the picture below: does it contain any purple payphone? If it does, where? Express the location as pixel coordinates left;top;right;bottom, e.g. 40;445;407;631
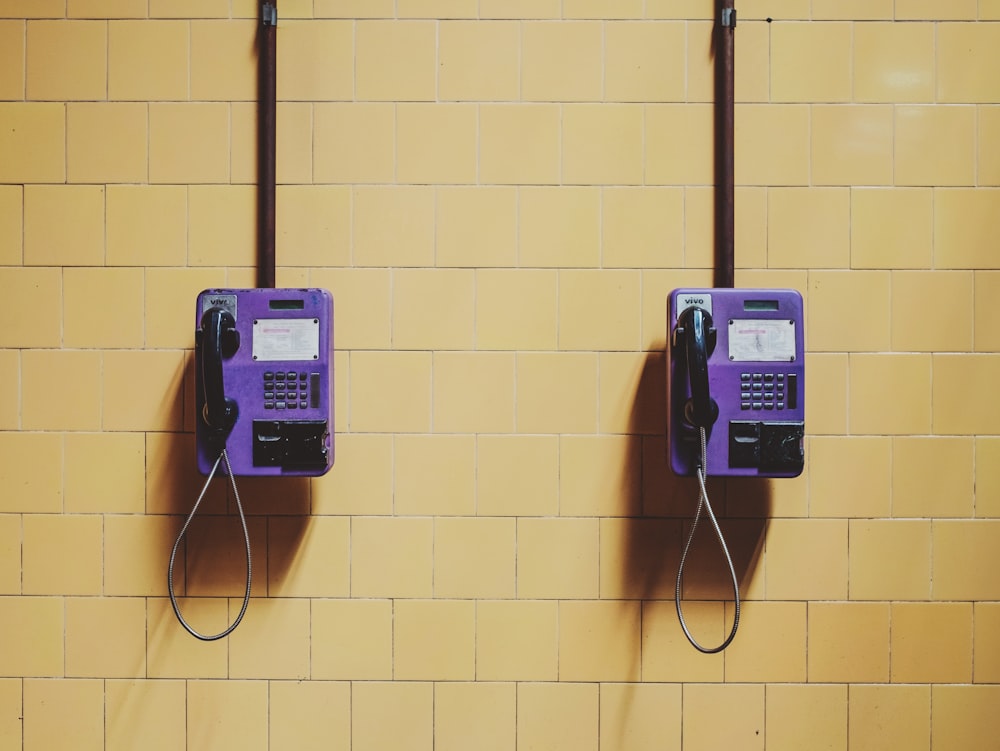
195;288;334;477
667;288;804;479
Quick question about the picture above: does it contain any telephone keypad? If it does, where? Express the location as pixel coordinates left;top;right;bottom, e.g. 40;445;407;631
740;372;789;411
263;370;320;411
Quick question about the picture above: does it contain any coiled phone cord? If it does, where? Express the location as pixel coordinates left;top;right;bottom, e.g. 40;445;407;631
674;427;741;653
167;448;252;641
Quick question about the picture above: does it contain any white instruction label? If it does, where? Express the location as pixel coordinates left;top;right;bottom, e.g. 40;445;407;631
252;318;320;362
728;319;796;362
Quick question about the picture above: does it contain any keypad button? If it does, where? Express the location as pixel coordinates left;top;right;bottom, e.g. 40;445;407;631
287;401;298;409
265;402;275;410
264;391;274;400
276;372;286;381
264;371;275;381
276;401;286;409
752;402;763;410
741;373;751;382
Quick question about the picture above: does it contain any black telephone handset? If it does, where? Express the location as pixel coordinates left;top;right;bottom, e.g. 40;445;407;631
676;306;719;430
198;307;240;448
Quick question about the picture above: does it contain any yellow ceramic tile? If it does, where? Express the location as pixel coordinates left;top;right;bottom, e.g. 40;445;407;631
102;350;185;431
932;686;1000;749
809;437;891;518
600;519;678;600
106;679;186;751
766;685;847;751
23;184;104;265
68;0;146;16
277;19;352;100
65;597;145;678
480;0;560;17
356;20;436;101
394;599;475;680
731;20;770;103
767;187;850;267
476;269;557;350
351;516;433;598
309;268;389;350
812;0;891;17
0;514;18;593
181;515;267;598
981;107;1000;186
516;352;598;434
106;186;186;267
811;106;893;186
143;432;224;517
0;20;24;99
272;102;313;183
850;188;932;269
735;104;810;186
602;187;683;269
932;520;1000;600
724;602;807;683
312;599;392;679
145;269;222;349
228;598;311;679
933;354;1000;435
938;22;1000;103
737;0;809;18
147;598;227;677
187;185;256;266
682;684;764;751
521;21;602;102
397;0;476;15
353;186;435;267
517;518;599;598
275;185;351;267
559;600;640;681
439;21;519;101
562;0;642;17
65;433;143;513
806;602;889;683
560;435;640;516
187;681;267;750
765;519;847;599
519;187;601;268
0;0;64;17
893;437;974;517
977;438;1000;518
0;268;62;347
558;269;640;350
854;22;934;103
599;684;681;751
0;433;62;512
312;0;393;15
974;603;1000;681
476;600;558;680
392;269;474;349
23;679;103;749
849;354;932;435
849;520;931;600
26;20;106;100
398;103;477;184
436;187;517;267
269;682;350;751
433;352;515;433
267;517;349;597
352;682;432;751
983;0;1000;18
563;104;643;184
934;188;1000;269
108;20;187;100
641;599;725;682
808;270;891;351
436;683;515;751
896;0;976;18
149;103;230;184
645;105;713;185
892;602;973;683
23;514;102;595
310;434;393;516
0;598;63;677
64;267;145;348
517;683;598;751
771;22;851;103
314;103;395;183
479;104;561;185
600;351;664;438
189;20;256;101
394;435;475;515
893;271;974;351
645;0;712;18
0;351;17;430
22;350;100;431
604;21;684;102
804;353;847;435
434;517;515;598
148;0;227;15
476;435;559;516
0;186;21;265
895;106;976;187
0;103;64;182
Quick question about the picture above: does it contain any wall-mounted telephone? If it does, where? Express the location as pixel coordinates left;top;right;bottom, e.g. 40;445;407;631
667;287;804;653
667;288;804;478
195;287;334;477
169;287;334;641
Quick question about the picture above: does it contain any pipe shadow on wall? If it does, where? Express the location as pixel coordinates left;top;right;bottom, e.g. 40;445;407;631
612;345;771;725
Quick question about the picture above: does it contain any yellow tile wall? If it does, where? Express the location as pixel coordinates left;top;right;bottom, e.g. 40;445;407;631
0;6;996;751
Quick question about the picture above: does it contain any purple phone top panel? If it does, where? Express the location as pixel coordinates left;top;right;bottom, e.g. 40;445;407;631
667;288;805;478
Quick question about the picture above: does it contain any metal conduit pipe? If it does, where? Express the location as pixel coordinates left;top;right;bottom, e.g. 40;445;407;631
715;0;736;289
258;1;277;289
